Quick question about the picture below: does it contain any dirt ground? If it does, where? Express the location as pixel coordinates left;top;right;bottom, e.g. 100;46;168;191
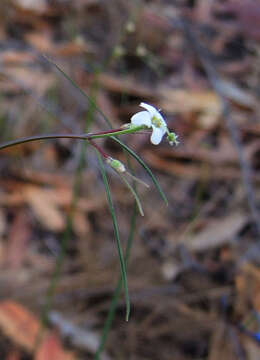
0;0;260;359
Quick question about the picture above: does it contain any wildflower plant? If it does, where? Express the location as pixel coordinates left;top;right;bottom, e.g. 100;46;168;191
0;59;179;354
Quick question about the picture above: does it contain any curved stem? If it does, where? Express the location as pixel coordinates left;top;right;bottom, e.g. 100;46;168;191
0;134;89;151
0;126;144;151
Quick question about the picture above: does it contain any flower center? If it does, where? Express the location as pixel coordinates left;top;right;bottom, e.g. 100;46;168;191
151;116;162;128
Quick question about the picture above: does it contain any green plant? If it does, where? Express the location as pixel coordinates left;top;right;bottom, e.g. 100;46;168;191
0;59;178;357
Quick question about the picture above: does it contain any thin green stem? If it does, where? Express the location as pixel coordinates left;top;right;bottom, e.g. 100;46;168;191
0;126;144;151
96;151;130;322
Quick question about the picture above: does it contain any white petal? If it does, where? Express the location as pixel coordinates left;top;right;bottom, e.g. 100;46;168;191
150;126;164;145
159;124;167;135
140;102;158;117
131;111;152;127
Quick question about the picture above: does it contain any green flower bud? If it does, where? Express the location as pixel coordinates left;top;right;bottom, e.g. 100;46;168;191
167;132;179;146
106;157;126;173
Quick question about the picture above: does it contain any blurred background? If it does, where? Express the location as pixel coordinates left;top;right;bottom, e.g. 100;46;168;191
0;0;260;359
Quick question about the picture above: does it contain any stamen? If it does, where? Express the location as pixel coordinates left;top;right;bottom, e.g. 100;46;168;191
151;116;162;128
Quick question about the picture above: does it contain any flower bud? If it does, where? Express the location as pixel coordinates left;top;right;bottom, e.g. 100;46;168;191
167;132;179;146
106;157;126;173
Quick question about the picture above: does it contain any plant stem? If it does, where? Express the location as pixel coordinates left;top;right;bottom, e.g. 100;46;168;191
0;126;144;151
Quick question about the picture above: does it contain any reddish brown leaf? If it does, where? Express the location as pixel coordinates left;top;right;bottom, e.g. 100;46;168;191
5;210;31;268
5;350;21;360
35;331;75;360
0;301;41;351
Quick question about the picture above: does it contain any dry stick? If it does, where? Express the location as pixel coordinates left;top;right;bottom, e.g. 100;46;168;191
180;18;260;237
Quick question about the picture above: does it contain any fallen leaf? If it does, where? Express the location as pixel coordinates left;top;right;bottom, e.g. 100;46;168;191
161;88;222;128
0;50;35;65
5;210;31;268
0;301;41;351
223;0;260;41
185;212;247;252
214;78;256;108
5;350;21;360
13;0;48;14
24;186;65;232
35;331;75;360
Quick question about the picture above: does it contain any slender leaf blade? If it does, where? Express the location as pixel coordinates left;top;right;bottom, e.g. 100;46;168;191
96;151;130;321
112;137;168;206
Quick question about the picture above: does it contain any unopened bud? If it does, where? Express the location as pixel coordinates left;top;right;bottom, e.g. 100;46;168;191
120;123;131;129
136;44;148;57
113;45;126;58
167;132;179;146
125;21;135;33
106;157;126;173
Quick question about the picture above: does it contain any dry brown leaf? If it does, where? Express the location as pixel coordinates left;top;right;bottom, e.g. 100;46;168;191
0;50;35;65
0;301;76;359
185;212;247;252
0;208;6;238
214;78;256;108
243;336;260;360
0;301;41;351
98;73;156;98
73;210;90;238
26;32;96;56
4;68;54;95
242;263;260;283
161;89;221;128
5;210;31;268
25;32;55;54
208;323;237;360
35;331;76;360
24;186;65;232
56;40;96;57
13;0;48;14
223;0;260;41
143;150;247;180
5;350;21;360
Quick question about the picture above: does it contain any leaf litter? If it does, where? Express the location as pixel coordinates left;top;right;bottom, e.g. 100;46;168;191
0;0;260;359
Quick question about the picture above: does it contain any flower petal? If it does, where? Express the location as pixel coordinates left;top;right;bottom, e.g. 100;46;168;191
131;111;152;127
140;102;158;117
150;126;164;145
159;124;167;135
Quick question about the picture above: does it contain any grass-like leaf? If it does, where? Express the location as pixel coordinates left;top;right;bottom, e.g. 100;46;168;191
112;137;168;206
94;203;137;360
43;55;113;128
95;155;137;359
96;151;130;321
117;172;144;216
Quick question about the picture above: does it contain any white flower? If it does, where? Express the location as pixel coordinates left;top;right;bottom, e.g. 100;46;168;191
130;102;168;145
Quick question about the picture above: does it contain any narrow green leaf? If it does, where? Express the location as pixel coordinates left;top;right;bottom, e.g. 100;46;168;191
43;56;113;128
117;172;144;216
96;151;130;321
112;137;168;206
94;203;137;360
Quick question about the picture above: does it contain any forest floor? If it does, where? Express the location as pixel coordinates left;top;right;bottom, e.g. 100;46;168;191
0;0;260;359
